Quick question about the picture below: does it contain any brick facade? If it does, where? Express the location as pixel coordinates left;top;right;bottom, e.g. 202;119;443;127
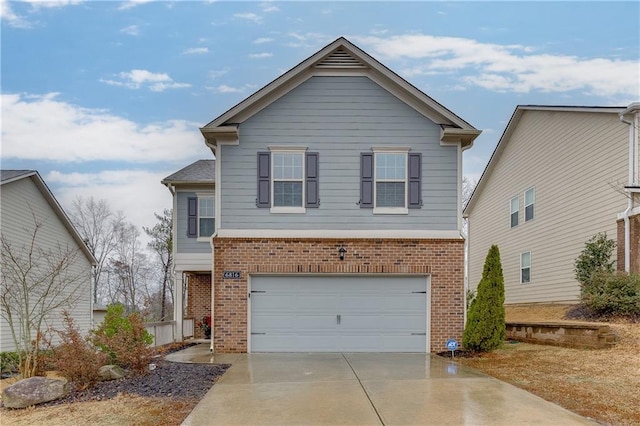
211;237;465;353
186;273;212;339
617;214;640;273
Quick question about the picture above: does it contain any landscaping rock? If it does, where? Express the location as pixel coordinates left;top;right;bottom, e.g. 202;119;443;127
2;377;68;408
99;365;128;381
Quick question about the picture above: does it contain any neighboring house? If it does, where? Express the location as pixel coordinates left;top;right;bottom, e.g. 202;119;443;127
464;104;640;306
0;170;97;352
162;160;215;339
168;37;481;353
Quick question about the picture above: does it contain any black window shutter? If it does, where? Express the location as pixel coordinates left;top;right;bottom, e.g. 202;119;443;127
187;197;197;237
360;153;374;208
408;153;422;209
256;152;270;208
305;152;319;208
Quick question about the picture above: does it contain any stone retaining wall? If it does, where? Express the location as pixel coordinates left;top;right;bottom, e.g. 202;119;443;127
505;321;618;349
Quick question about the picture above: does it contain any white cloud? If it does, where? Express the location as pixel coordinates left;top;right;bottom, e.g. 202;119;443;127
209;69;229;79
253;37;273;44
21;0;83;9
260;2;278;13
100;69;191;92
48;169;174;245
117;0;153;11
0;0;31;28
356;34;639;99
249;52;273;59
1;92;204;163
120;24;139;36
207;84;245;94
286;32;328;49
1;0;82;28
234;12;263;24
183;47;209;55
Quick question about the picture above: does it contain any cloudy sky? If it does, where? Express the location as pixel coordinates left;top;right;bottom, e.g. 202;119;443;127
2;0;639;236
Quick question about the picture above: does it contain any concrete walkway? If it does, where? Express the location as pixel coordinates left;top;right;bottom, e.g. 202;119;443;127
168;344;596;426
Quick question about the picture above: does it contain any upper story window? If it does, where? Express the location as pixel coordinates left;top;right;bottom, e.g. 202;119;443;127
256;149;319;213
187;194;214;240
198;196;215;238
521;251;531;283
510;196;519;228
375;152;406;208
524;188;535;221
360;148;421;214
272;152;303;208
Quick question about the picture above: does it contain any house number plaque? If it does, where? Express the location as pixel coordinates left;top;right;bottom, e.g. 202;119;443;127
223;271;241;279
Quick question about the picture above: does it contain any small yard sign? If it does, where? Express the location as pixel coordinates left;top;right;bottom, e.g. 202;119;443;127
446;339;458;358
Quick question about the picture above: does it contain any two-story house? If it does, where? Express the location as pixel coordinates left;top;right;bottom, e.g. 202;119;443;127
464;104;639;306
166;37;481;353
1;170;96;351
162;159;215;339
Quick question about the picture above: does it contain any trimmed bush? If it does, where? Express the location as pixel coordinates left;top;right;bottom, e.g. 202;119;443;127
574;233;616;286
0;352;20;376
582;272;640;316
463;245;505;352
92;304;153;375
49;311;108;389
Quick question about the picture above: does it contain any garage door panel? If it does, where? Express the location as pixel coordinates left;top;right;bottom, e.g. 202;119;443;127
343;315;426;331
252;314;337;332
252;335;338;352
251;276;428;352
337;335;426;352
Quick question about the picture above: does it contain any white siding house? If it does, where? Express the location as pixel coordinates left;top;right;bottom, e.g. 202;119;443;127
464;106;630;304
0;170;96;352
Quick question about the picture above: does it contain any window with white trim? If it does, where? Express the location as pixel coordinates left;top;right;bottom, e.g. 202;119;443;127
198;196;215;238
521;251;531;283
375;152;407;209
524;188;535;222
510;196;519;228
272;151;304;208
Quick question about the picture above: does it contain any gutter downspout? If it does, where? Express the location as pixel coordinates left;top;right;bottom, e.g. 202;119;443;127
620;111;636;272
205;141;218;353
209;233;216;353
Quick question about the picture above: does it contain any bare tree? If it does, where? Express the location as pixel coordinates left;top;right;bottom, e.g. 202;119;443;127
143;209;173;321
462;176;477;237
106;219;153;313
0;211;86;378
68;196;121;304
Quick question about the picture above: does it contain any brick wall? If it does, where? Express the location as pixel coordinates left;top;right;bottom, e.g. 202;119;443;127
617;214;640;273
186;273;212;339
212;237;465;353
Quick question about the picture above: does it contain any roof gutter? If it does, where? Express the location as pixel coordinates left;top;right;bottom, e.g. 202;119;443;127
441;128;482;151
200;126;239;149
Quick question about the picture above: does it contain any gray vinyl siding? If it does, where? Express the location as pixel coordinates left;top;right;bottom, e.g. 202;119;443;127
467;110;628;304
0;177;92;352
220;76;458;230
175;191;213;254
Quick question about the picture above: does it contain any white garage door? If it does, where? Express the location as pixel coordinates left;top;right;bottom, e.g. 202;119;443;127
250;275;428;352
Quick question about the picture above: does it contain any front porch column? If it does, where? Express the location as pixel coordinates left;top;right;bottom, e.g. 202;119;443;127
174;271;184;341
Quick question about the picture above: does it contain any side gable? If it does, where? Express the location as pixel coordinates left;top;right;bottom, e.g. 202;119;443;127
464;105;626;216
200;37;480;150
0;170;97;265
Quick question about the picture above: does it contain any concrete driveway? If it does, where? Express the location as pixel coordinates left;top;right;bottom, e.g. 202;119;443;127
171;346;595;425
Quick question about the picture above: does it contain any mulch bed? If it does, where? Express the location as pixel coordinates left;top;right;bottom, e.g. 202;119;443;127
36;344;230;407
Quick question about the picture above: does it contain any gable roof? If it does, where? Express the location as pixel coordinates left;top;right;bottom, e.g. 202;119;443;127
161;160;215;186
463;105;626;216
200;37;481;149
0;170;97;265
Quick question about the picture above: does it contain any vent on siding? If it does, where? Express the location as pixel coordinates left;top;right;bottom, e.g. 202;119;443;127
315;48;367;69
